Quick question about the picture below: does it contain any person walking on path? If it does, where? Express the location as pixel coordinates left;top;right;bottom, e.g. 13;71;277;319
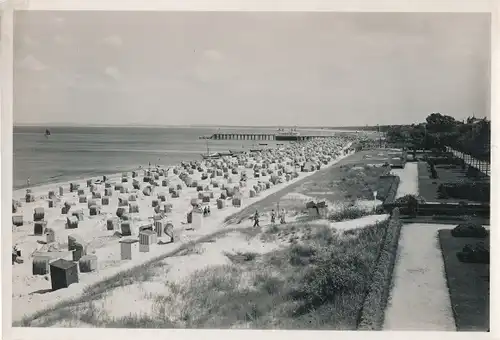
253;210;260;227
270;209;276;224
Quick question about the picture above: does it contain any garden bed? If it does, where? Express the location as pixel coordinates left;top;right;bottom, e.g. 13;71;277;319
418;162;490;204
438;229;490;331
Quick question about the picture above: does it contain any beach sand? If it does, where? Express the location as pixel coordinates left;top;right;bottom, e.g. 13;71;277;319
12;137;355;322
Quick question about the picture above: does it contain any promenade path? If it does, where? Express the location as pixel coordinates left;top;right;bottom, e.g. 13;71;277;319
383;163;455;331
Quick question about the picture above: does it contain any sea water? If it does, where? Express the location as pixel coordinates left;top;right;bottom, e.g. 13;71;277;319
13;126;310;189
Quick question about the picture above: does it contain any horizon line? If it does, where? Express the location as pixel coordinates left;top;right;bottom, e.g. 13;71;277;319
13;122;416;129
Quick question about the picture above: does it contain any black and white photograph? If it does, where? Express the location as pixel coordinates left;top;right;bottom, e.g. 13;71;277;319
4;3;494;335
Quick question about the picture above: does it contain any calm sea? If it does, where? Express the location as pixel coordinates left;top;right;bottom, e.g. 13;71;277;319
13;126;332;190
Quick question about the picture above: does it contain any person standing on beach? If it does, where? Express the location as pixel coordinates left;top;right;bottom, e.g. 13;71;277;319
270;209;276;224
27;178;30;187
280;208;286;224
253;210;260;227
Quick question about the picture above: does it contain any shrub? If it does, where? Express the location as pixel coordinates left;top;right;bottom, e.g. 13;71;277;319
394;194;423;216
430;165;438;179
456;242;489;264
289;244;317;266
309;225;335;246
294;253;365;309
466;166;481;178
328;206;372;222
451;223;488;238
287;220;389;316
394;194;426;205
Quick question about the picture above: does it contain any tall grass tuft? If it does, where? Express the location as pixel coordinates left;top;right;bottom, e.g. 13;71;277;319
328;205;373;222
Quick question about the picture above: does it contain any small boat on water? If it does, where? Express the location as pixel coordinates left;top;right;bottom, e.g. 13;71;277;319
200;139;229;160
218;151;233;157
259;143;268;146
201;153;221;160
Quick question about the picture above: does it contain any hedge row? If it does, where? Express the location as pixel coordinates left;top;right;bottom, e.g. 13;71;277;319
386;202;489;218
358;208;403;330
437;182;490;202
426;156;462;166
383;176;400;205
376;175;398;202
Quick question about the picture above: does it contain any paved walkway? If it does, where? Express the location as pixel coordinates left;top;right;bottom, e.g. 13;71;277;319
383;224;456;331
384;163;456;330
391;163;419;199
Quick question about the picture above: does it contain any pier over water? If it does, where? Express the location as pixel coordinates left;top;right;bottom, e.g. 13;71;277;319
207;133;332;141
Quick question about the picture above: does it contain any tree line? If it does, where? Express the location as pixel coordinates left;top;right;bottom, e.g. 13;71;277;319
383;113;490;161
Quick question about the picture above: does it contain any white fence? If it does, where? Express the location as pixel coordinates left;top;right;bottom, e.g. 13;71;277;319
445;146;490;177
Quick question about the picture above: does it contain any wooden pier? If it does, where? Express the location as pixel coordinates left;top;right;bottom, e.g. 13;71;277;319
208;133;332;141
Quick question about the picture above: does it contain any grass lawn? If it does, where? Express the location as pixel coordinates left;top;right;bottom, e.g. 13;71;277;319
438;229;490;331
225;150;392;225
418;162;489;204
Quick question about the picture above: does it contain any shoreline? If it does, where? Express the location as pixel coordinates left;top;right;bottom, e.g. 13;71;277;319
12;145;282;192
13;149;258;197
12;138;355;322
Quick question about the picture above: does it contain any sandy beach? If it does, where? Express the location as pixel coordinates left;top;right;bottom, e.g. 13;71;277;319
12;137;355;322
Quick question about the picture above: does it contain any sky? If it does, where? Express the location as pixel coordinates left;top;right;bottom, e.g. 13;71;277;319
13;11;491;127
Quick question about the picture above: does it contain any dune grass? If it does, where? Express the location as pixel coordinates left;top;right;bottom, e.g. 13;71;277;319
23;219;390;329
328;205;374;222
16;226;253;327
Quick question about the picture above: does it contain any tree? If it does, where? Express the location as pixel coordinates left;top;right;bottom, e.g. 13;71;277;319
384;113;490;160
425;113;458;133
